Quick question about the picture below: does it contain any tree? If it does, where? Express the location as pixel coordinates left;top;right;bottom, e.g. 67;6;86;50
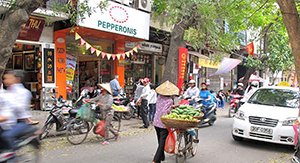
153;0;281;84
277;0;300;85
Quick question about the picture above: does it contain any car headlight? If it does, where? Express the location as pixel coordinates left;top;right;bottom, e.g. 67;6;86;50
282;118;297;126
235;110;245;120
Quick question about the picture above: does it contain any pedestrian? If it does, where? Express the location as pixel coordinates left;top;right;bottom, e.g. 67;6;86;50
217;90;225;109
134;78;144;118
90;83;118;145
148;84;157;124
152;80;179;163
137;77;151;128
110;75;122;97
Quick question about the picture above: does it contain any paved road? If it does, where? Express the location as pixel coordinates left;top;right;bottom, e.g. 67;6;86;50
40;109;294;163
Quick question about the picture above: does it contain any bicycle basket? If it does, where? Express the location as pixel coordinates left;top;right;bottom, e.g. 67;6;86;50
76;103;96;122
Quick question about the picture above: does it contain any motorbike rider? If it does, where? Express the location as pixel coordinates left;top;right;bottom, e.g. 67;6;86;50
89;83;118;145
0;70;38;154
183;80;200;105
232;83;245;96
241;81;259;103
199;82;214;122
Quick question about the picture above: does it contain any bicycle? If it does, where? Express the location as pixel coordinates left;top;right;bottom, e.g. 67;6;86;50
66;103;121;145
175;128;199;163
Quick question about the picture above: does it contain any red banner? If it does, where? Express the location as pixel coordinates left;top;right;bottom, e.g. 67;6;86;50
178;47;188;92
17;16;45;41
246;42;254;56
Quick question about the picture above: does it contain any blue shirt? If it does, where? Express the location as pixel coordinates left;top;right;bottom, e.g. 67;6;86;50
199;89;213;107
110;79;121;95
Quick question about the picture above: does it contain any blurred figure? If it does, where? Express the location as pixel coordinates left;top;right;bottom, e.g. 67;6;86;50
0;70;37;153
134;79;144;118
183;80;200;105
110;75;121;97
217;90;225;109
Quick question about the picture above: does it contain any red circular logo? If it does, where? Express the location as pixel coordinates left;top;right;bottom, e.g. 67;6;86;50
109;6;129;24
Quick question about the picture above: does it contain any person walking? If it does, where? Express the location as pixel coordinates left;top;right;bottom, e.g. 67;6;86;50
148;84;157;124
217;90;225;109
110;75;121;97
138;78;151;128
152;81;179;163
133;79;144;118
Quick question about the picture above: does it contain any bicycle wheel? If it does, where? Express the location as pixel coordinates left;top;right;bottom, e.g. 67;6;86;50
190;129;199;157
66;118;89;145
175;132;187;163
39;122;54;140
112;113;121;132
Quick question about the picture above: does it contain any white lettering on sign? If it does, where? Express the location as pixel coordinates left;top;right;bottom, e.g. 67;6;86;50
125;41;162;53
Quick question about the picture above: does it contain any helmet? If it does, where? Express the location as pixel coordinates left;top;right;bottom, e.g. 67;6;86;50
189;80;196;84
237;83;244;87
251;81;259;87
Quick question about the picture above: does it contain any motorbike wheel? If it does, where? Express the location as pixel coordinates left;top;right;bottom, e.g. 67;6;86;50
39;123;54;140
228;107;235;118
208;115;216;126
66;118;90;145
13;142;40;163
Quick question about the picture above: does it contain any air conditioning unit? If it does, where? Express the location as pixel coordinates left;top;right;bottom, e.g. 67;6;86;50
113;0;130;6
138;0;151;12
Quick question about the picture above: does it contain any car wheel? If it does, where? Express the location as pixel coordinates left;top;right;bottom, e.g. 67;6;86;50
232;134;243;141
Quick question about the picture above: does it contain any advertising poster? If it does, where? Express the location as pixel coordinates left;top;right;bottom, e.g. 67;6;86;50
66;54;77;92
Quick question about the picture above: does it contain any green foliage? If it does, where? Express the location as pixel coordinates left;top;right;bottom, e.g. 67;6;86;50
244;56;263;70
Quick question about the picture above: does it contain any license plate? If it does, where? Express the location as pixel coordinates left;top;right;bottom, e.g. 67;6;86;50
250;126;273;135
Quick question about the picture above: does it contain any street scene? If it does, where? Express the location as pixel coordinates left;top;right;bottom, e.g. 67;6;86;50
0;0;300;163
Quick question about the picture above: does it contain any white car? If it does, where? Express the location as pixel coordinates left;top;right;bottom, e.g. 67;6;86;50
232;86;299;145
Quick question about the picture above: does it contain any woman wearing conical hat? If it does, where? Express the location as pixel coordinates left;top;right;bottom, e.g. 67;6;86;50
90;83;119;145
152;81;179;163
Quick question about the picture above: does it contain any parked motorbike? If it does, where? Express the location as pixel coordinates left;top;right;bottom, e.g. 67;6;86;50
228;94;243;118
194;98;217;126
113;91;134;120
0;126;40;163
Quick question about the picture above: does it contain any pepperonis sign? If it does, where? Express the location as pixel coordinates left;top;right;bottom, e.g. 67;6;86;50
78;0;150;40
178;47;188;92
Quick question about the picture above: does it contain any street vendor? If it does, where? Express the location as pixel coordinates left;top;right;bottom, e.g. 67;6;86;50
152;81;179;163
90;83;118;145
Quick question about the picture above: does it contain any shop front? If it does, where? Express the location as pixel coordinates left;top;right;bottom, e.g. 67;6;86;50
54;0;150;100
5;16;57;110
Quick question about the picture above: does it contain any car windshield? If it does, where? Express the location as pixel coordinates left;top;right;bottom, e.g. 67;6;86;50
248;88;299;108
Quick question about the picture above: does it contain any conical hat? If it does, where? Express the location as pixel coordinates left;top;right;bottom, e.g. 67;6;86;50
98;83;112;94
155;80;179;96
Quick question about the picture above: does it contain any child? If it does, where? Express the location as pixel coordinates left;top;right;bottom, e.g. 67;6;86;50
148;84;157;124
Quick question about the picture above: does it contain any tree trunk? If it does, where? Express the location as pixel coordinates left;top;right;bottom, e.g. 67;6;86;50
277;0;300;86
0;0;45;84
241;67;255;88
161;23;186;84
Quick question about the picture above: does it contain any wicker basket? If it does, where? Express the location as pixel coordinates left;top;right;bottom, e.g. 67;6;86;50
161;117;200;129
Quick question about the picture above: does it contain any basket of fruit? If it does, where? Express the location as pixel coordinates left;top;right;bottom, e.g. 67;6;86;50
112;104;129;113
161;105;203;129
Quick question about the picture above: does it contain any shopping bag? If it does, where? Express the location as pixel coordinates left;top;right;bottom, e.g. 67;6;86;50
76;103;95;122
94;120;106;137
164;128;176;154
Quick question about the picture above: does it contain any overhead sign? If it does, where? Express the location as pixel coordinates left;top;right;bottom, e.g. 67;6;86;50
78;0;150;40
125;41;162;53
198;58;219;69
17;16;45;41
43;48;55;83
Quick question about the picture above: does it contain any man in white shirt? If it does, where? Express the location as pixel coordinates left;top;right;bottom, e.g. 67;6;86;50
183;80;200;105
138;78;150;128
0;70;36;150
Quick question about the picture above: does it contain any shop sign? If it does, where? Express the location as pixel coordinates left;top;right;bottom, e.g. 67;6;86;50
78;0;150;40
198;58;219;69
178;47;188;91
125;41;162;53
43;48;55;83
17;16;45;41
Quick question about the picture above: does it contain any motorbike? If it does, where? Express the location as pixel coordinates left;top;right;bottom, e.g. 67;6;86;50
113;91;134;120
0;126;40;163
39;89;90;140
228;94;243;118
194;98;217;126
